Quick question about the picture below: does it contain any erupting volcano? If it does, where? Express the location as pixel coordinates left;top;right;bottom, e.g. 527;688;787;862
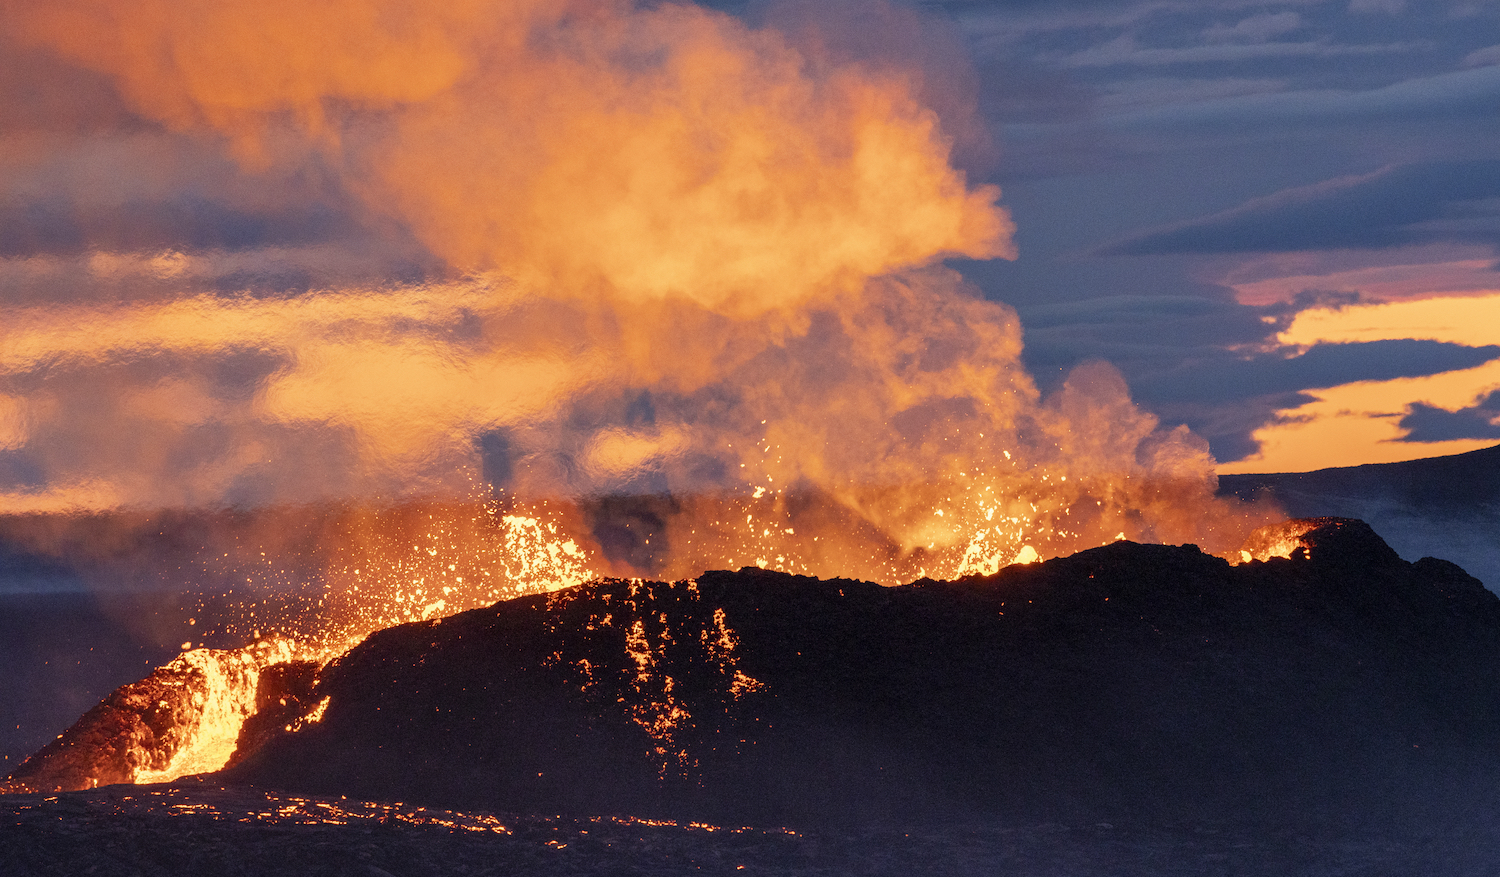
0;0;1271;565
1;0;1280;780
10;516;1500;848
5;0;1500;873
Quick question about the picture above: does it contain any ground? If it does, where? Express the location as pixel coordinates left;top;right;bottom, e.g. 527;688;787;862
5;781;1500;877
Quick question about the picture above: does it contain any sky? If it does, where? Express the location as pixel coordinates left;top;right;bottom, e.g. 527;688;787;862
921;0;1500;472
0;0;1497;583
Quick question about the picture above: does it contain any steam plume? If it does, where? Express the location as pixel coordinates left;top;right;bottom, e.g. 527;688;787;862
0;0;1273;597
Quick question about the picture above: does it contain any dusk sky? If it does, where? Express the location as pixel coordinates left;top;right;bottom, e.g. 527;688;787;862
2;0;1498;534
925;0;1500;472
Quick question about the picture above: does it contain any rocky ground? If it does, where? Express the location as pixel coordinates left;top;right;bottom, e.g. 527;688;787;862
5;779;1500;876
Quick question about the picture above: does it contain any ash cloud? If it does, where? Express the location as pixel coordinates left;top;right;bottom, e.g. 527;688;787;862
0;0;1276;584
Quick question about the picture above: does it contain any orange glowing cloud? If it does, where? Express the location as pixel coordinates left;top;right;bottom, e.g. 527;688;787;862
1277;292;1500;348
0;0;1275;584
1215;361;1500;475
6;0;1010;315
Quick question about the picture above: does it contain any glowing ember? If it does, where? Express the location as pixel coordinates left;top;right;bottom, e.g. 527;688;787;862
539;577;764;778
310;502;597;651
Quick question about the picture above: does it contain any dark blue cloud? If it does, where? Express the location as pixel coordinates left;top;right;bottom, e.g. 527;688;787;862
1016;295;1284;379
1123;338;1500;461
1398;391;1500;442
1150;393;1313;464
1134;339;1500;403
0;194;362;259
1099;159;1500;255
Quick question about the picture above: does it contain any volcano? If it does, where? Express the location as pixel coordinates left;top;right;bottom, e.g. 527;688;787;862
10;516;1500;839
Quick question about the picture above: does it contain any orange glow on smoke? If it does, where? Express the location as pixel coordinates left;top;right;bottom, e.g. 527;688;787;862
7;0;1010;315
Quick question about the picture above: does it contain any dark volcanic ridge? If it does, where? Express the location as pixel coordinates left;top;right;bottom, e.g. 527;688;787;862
10;517;1500;836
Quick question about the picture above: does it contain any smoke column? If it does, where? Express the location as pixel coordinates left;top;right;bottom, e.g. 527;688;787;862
0;0;1274;611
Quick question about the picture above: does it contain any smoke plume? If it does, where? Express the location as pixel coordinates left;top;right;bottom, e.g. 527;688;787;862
0;0;1273;609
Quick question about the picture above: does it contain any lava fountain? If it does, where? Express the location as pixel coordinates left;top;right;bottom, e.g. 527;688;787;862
0;0;1280;793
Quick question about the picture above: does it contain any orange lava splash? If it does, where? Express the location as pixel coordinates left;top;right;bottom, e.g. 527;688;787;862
130;640;317;785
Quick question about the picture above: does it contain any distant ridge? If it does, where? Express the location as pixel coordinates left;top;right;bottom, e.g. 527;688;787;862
1219;442;1500;511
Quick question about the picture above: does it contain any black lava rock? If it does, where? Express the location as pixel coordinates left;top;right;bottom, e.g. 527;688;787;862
219;519;1500;830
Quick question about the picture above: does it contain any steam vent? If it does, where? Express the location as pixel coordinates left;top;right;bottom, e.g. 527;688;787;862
10;517;1500;835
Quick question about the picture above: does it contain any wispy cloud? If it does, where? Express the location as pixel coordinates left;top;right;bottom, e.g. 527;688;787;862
1100;160;1500;256
1094;76;1288;111
947;0;1324;45
1057;33;1423;67
1202;11;1304;44
1464;43;1500;66
1348;0;1405;13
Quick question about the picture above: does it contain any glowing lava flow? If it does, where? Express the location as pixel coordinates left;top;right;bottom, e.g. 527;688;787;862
200;509;599;775
130;640;315;785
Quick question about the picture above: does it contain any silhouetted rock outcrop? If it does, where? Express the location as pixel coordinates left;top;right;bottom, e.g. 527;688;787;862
218;518;1500;829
